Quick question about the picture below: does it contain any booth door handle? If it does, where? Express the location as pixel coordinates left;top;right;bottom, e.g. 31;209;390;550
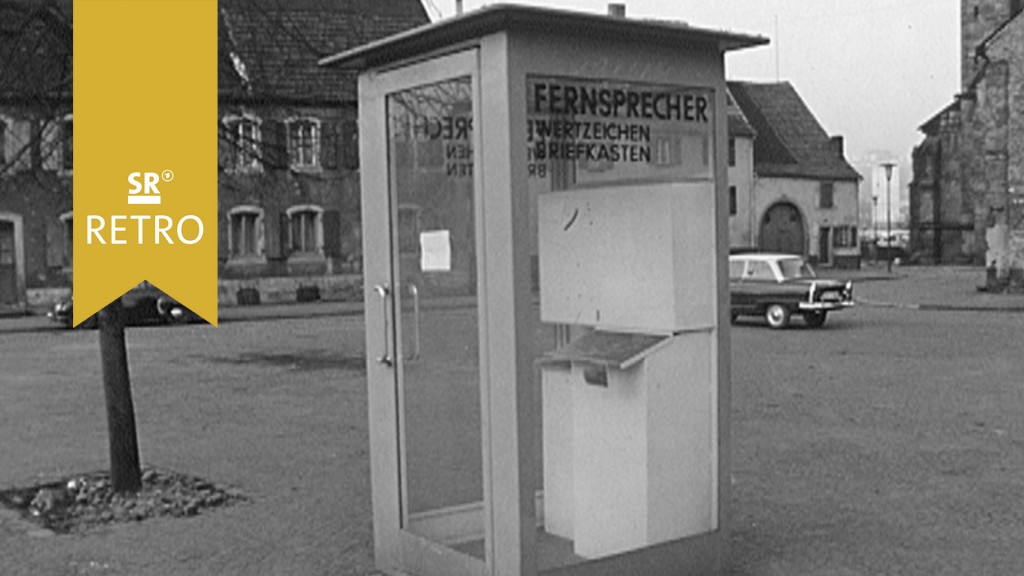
373;284;393;367
407;283;421;361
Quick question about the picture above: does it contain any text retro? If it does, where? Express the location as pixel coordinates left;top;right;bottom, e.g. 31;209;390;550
86;170;204;245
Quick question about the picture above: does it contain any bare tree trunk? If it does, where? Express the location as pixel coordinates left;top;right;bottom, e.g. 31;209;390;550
98;298;142;494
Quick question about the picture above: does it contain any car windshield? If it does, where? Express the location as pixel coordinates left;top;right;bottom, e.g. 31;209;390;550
777;258;816;280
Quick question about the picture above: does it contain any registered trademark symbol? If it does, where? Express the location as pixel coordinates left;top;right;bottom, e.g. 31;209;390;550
161;170;174;182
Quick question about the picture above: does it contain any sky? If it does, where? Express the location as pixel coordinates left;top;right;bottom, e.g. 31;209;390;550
425;0;961;167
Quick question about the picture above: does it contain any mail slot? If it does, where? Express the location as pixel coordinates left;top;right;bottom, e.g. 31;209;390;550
539;330;715;558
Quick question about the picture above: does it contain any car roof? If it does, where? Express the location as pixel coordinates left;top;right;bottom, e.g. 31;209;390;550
729;253;804;262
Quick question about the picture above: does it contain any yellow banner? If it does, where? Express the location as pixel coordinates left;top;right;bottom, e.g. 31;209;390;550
74;0;217;326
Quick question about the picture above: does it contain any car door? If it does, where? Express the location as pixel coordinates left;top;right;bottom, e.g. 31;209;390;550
729;258;757;314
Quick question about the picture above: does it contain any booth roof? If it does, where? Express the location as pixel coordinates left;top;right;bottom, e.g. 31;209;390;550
319;3;768;70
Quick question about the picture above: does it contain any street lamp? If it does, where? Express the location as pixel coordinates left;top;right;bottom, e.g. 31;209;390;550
871;195;878;264
881;162;896;273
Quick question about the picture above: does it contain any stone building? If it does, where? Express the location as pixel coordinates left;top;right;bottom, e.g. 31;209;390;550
216;0;428;305
910;0;1024;289
727;81;862;268
0;0;430;314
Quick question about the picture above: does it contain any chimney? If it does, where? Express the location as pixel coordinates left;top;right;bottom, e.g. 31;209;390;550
456;0;463;16
829;136;844;159
608;3;626;17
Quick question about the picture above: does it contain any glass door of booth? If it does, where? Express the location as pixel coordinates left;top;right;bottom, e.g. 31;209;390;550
361;50;487;576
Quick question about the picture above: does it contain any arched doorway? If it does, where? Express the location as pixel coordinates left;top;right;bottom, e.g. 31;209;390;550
759;202;805;255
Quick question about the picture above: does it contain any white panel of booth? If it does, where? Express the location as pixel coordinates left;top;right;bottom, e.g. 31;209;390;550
538;181;715;332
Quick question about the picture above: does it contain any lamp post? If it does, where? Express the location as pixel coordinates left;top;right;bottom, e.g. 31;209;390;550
881;162;896;273
871;195;878;263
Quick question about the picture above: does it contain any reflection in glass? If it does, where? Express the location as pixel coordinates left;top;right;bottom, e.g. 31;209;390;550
386;77;483;555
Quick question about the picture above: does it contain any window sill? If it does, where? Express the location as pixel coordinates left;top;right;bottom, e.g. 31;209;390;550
226;255;267;266
287;252;326;262
223;166;264;175
290;164;322;174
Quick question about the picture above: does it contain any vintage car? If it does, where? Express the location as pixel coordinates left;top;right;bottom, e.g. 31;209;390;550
729;253;854;329
48;282;196;328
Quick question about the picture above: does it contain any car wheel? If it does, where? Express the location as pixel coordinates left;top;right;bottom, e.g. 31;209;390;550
803;310;827;328
765;304;790;329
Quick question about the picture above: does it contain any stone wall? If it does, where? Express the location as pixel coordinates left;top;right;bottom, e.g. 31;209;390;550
975;17;1024;290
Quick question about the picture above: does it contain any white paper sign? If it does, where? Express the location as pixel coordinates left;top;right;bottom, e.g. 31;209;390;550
420;230;451;272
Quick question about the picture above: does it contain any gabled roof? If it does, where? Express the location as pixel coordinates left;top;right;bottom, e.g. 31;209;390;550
727;81;860;182
919;100;960;135
726;88;756;139
0;0;73;102
218;0;429;104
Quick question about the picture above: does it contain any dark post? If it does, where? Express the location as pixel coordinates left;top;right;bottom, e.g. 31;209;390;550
98;298;142;493
881;162;897;274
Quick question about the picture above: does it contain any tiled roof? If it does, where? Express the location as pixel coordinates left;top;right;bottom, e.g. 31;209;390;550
727;81;860;182
0;0;428;105
728;112;756;138
219;0;430;104
0;0;72;102
726;88;756;139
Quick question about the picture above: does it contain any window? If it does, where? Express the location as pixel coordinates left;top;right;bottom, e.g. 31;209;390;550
228;206;264;259
833;225;857;248
285;205;323;256
819;181;834;209
746;261;775;281
2;118;31;172
0;223;13;266
728;260;745;280
286;117;320;170
42;115;72;174
777;258;815;280
222;114;262;171
728;137;736;167
729;186;737;216
59;212;72;267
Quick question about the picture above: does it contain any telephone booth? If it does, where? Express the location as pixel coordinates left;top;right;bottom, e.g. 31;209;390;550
320;6;765;576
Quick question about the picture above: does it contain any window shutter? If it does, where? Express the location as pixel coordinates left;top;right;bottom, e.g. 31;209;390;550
46;218;63;267
264;119;287;170
323;209;341;257
321;121;339;169
341;120;359;170
278;212;291;258
218;123;235;170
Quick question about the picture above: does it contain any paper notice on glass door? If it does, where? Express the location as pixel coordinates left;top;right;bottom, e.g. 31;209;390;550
420;230;451;272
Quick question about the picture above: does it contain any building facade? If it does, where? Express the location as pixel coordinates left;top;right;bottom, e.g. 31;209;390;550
727;81;862;268
0;1;73;315
0;0;430;314
216;0;428;305
910;0;1024;290
726;90;757;249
